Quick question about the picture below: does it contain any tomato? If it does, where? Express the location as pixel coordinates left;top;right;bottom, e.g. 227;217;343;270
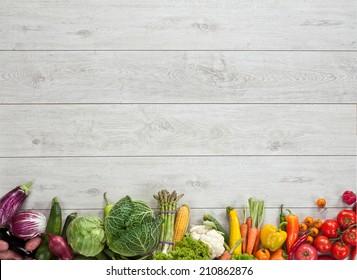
314;219;323;229
309;227;319;237
321;219;339;238
299;223;308;232
294;243;318;260
313;235;332;253
270;248;287;260
255;248;270;260
342;227;357;247
331;242;350;260
304;216;315;227
317;198;327;208
337;209;357;229
306;236;314;244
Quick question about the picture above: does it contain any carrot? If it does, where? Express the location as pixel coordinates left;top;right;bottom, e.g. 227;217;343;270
246;216;252;231
246;227;259;255
218;238;243;260
240;206;248;254
252;228;261;256
246;198;265;256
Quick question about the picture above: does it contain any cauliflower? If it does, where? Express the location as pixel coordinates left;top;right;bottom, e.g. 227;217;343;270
189;224;225;259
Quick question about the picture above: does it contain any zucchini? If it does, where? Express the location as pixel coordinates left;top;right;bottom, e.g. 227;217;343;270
61;212;77;239
35;197;62;260
203;213;229;244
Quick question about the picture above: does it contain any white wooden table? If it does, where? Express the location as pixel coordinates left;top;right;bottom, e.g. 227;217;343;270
0;0;356;228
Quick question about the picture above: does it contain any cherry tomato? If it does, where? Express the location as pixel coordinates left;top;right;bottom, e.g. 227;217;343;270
331;242;350;260
317;198;327;208
299;223;308;232
314;219;323;229
309;227;319;237
313;235;332;253
306;235;314;244
321;219;339;238
255;248;270;260
342;227;357;247
304;216;315;227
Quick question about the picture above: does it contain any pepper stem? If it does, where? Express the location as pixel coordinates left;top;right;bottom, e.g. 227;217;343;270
104;192;110;206
285;209;294;216
277;222;288;231
19;181;33;196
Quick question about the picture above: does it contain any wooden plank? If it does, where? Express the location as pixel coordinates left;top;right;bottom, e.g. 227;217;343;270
0;156;354;209
28;208;347;230
0;0;356;50
0;105;355;156
1;51;356;104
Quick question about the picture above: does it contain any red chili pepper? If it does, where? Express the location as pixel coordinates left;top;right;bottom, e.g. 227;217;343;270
285;209;299;252
288;234;308;260
342;190;356;205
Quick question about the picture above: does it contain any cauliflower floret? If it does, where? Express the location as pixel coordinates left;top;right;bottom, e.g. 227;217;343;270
190;225;225;259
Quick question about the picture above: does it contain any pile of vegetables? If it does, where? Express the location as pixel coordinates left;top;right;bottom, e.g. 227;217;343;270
0;182;356;260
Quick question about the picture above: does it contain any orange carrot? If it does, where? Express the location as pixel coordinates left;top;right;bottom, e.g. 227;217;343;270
240;206;248;254
246;198;265;256
252;228;261;256
246;227;259;255
246;216;252;231
218;239;243;260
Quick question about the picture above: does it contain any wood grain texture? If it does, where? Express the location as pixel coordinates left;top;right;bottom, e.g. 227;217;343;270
0;0;356;50
0;156;354;209
0;105;355;156
1;51;356;104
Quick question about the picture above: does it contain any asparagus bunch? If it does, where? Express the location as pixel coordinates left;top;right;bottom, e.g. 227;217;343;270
154;189;184;254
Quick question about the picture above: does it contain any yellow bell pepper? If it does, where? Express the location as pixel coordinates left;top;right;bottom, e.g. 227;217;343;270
260;222;287;252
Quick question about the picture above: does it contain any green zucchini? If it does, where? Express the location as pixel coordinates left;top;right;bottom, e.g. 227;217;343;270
35;197;62;260
203;213;229;244
61;212;77;239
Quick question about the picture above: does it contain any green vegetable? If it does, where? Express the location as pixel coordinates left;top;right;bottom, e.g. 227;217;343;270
35;197;62;260
154;190;184;254
66;215;106;257
104;195;162;257
103;193;113;219
203;213;229;244
61;212;77;239
232;254;257;260
153;236;210;260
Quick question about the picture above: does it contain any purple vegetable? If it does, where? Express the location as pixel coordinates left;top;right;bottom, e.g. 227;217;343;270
47;233;73;260
9;210;46;240
0;182;32;227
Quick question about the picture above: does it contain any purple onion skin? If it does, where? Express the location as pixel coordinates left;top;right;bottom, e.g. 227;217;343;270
47;233;73;260
9;210;46;240
0;182;32;227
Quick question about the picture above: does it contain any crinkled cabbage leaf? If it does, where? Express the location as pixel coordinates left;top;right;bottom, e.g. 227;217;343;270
105;195;161;257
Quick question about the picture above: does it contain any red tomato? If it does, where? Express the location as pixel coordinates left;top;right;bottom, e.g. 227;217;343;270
342;227;357;247
337;210;356;229
313;235;332;253
321;219;339;238
294;243;318;260
331;242;350;260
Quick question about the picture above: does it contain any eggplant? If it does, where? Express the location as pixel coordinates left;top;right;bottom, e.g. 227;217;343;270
0;181;32;227
0;228;33;257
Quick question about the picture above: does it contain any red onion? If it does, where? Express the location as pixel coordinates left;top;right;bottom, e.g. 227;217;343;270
9;210;46;240
47;233;73;260
0;182;32;227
